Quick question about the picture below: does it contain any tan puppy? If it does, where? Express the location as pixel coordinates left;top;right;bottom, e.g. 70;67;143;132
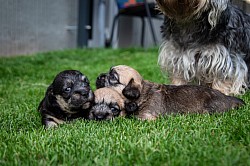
96;65;245;120
96;65;143;95
89;87;126;120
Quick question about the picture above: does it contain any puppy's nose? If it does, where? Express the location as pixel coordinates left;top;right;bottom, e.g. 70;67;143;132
93;113;108;120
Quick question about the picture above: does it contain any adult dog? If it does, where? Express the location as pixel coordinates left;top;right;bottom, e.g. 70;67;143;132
96;65;245;120
156;0;250;95
38;70;94;128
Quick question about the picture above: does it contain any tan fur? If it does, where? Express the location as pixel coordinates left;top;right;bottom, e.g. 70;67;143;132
111;65;143;93
55;95;71;113
89;87;127;120
171;77;188;85
45;114;65;128
94;88;125;109
212;80;234;96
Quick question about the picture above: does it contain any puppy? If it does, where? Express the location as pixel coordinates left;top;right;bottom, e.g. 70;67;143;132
96;65;143;95
88;87;126;120
38;70;94;128
96;65;245;120
155;0;250;95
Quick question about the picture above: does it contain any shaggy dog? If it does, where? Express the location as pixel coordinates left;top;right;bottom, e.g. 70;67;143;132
38;70;94;128
155;0;250;95
96;65;245;120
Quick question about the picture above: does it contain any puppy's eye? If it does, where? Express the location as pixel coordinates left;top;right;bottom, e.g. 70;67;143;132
110;107;120;114
109;103;120;116
109;73;119;84
64;87;71;93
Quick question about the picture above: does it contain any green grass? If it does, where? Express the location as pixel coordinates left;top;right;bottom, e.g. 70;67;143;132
0;48;249;166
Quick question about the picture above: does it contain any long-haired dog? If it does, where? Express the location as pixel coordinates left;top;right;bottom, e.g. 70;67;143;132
155;0;250;95
96;65;245;120
38;70;94;128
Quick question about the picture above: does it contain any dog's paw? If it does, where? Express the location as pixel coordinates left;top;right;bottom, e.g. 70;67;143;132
96;73;107;89
44;121;59;129
125;101;138;114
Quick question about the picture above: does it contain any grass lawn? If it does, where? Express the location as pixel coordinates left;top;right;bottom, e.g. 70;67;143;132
0;48;249;165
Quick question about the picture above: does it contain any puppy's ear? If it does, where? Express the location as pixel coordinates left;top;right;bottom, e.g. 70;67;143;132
44;85;58;108
38;98;45;113
38;85;54;112
37;85;52;127
122;78;141;100
46;84;54;99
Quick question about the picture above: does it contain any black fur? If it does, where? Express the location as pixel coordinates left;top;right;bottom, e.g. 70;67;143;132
38;70;94;128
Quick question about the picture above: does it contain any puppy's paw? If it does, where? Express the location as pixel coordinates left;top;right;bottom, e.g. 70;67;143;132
125;101;138;114
96;73;107;89
42;115;64;129
45;121;58;129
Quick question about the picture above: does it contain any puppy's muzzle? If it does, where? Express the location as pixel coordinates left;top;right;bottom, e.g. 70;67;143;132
89;104;112;120
70;87;94;109
93;112;109;121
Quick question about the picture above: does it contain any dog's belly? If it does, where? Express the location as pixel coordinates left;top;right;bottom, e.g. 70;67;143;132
158;40;248;95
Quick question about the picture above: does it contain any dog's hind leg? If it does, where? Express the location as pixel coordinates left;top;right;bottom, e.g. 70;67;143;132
171;77;188;85
211;80;232;96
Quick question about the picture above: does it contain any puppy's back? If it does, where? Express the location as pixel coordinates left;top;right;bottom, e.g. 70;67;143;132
163;84;245;113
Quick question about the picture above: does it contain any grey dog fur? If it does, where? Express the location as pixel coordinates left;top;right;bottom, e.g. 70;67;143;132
156;0;250;95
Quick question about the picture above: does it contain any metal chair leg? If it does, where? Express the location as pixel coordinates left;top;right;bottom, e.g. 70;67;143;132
141;17;145;47
143;0;157;46
105;13;119;47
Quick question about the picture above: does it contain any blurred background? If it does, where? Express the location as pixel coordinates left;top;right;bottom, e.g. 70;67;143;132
0;0;249;56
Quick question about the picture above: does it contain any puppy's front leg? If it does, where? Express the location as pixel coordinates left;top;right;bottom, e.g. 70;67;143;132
135;112;157;121
42;114;65;129
125;101;138;115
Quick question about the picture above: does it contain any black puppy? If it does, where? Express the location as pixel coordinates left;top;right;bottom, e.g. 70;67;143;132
38;70;94;128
